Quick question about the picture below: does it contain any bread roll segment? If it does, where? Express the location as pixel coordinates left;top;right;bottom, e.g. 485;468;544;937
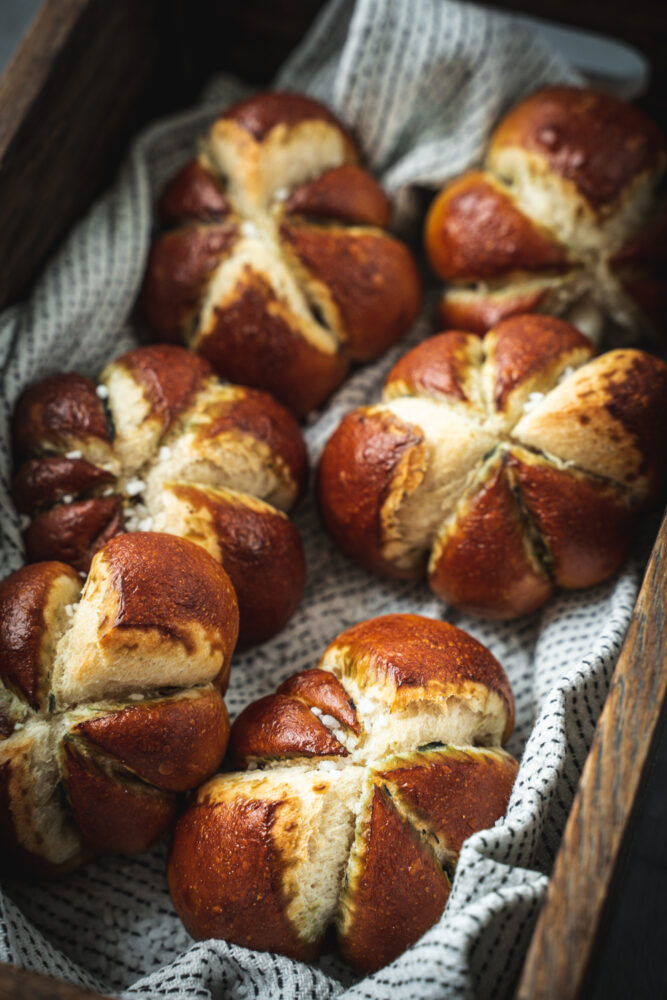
0;534;239;874
168;614;518;971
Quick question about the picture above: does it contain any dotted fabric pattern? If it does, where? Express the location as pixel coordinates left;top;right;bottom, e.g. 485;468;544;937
0;2;649;998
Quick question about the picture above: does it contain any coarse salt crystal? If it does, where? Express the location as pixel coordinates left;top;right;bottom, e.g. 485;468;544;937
65;450;83;460
355;696;374;715
62;494;74;504
317;760;340;773
102;487;115;496
320;714;340;730
274;187;288;202
522;392;544;414
125;478;146;496
310;706;323;717
96;385;109;399
241;220;259;239
13;722;24;731
159;445;172;460
128;693;144;701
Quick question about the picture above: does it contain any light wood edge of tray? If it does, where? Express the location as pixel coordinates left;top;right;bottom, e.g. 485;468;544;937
515;508;667;1000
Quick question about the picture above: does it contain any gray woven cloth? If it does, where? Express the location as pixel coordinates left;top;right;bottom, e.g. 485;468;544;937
0;1;645;997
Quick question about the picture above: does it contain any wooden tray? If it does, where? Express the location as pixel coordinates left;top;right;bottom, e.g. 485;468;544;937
0;2;665;997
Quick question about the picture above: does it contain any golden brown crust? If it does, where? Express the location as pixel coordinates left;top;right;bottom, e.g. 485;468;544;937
12;456;115;513
70;687;229;792
385;330;483;403
429;457;553;620
378;748;518;857
318;408;425;577
221;91;354;146
62;741;177;855
280;221;421;361
158;159;231;224
195;386;309;499
487;313;592;411
13;373;110;458
24;497;124;573
507;451;633;589
168;484;306;648
328;614;515;735
425;171;569;281
230;694;348;765
277;668;359;733
196;270;349;418
101;533;238;691
140;224;239;343
167;791;316;959
489;86;666;209
110;344;213;435
337;784;451;973
0;562;80;709
286;165;391;227
437;284;550;334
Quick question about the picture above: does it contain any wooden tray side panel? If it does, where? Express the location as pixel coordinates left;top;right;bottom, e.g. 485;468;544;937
0;0;168;309
516;513;667;1000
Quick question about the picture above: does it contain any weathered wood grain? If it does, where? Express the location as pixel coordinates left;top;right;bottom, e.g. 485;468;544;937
0;0;167;309
516;512;667;1000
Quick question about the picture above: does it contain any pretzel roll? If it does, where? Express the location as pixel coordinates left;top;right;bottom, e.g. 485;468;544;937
0;534;237;875
12;345;308;647
426;87;666;341
169;614;517;971
319;315;667;618
142;91;421;416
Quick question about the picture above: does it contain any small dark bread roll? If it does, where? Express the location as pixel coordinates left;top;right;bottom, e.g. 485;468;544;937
168;614;517;972
425;87;667;342
141;91;422;417
0;533;238;876
318;314;667;619
12;344;307;648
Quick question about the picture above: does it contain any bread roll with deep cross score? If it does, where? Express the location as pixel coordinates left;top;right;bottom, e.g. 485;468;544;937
318;314;667;619
168;614;518;972
0;532;239;876
141;91;422;416
12;344;307;647
425;87;667;343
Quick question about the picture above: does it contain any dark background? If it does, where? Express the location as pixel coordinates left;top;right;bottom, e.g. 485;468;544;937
1;1;666;997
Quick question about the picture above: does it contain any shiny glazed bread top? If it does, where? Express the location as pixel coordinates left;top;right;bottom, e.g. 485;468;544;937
141;91;422;416
0;533;238;875
12;343;307;647
425;87;667;342
318;314;667;618
168;614;518;972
